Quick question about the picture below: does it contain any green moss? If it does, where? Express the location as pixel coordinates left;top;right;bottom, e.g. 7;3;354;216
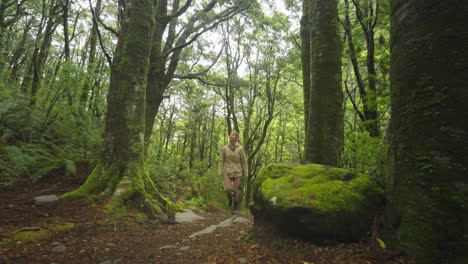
251;163;383;242
257;163;379;214
48;222;75;232
13;227;52;242
62;157;177;221
133;213;148;222
61;161;120;201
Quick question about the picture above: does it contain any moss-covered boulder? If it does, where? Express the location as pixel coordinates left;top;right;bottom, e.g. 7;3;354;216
250;163;383;242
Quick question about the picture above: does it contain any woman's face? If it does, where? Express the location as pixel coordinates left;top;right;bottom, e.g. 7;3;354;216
229;132;237;143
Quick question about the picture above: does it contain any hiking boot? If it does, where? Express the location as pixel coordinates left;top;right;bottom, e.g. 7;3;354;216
233;200;239;212
228;197;233;210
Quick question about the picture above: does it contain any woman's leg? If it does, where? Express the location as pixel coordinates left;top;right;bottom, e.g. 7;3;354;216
224;176;233;197
225;177;233;209
232;176;241;201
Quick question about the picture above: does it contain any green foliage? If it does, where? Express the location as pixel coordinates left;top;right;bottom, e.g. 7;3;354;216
64;159;77;175
198;169;227;209
342;130;386;175
0;64;104;187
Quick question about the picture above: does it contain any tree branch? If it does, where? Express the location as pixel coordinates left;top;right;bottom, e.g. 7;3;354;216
169;0;192;18
173;74;249;87
88;0;112;65
344;79;365;121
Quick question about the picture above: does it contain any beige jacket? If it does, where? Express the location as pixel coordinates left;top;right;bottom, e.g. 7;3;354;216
218;143;248;178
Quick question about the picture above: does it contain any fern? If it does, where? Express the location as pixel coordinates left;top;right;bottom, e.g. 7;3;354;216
64;159;76;175
3;146;30;174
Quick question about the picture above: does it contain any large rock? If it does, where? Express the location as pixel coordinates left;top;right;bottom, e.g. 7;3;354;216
250;163;383;242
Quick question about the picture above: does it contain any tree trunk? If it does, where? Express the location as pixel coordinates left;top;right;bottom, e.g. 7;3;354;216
343;0;380;137
143;0;168;155
80;0;102;105
61;0;70;60
300;0;311;156
8;18;32;84
385;1;468;263
303;0;343;166
62;0;174;220
30;0;60;106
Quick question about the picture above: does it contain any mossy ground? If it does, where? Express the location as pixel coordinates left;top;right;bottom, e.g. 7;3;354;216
13;227;52;242
9;220;75;244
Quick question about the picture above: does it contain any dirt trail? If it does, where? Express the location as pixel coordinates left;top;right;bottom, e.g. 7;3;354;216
0;179;408;264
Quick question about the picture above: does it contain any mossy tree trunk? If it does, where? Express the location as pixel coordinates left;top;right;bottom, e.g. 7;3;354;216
62;0;174;220
385;1;468;263
300;0;311;156
303;0;343;166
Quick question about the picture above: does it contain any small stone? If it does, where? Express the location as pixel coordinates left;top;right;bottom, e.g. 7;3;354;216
33;195;59;205
179;246;190;251
79;249;86;254
51;244;66;253
175;252;182;256
238;257;248;263
233;217;250;223
189;225;217;237
105;243;116;247
159;245;177;249
217;216;235;227
175;209;205;223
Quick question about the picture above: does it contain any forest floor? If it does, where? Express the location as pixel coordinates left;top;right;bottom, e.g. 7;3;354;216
0;175;410;264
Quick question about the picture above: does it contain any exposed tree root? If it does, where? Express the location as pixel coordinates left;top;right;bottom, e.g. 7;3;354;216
61;161;176;221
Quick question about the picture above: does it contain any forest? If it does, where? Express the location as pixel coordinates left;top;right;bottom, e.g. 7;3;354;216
0;0;466;263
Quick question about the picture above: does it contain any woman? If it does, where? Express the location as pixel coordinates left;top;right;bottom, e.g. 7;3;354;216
218;131;248;211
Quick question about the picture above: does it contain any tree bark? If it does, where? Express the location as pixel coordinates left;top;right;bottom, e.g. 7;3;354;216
62;0;174;220
303;0;343;166
29;0;60;106
60;0;70;60
80;0;102;105
385;0;468;262
300;0;311;153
